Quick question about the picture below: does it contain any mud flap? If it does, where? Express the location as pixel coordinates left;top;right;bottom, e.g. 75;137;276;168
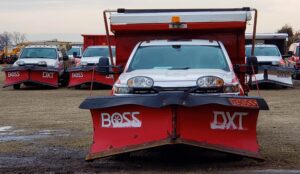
2;66;60;88
67;66;114;87
80;92;269;161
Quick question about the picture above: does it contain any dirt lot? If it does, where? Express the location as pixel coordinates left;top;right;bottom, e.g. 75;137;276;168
0;70;300;173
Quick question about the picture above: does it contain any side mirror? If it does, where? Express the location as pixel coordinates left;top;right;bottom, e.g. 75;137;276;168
97;57;109;74
72;52;78;58
246;56;258;74
288;51;294;57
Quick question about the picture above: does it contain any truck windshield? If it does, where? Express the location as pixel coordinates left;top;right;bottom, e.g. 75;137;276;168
83;47;115;57
127;45;229;71
246;46;281;57
20;48;57;59
67;47;81;56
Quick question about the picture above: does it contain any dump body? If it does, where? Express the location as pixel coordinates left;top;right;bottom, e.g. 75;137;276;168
82;34;115;51
110;9;251;91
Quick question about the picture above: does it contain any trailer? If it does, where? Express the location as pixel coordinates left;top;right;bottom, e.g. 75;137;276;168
245;33;293;87
79;8;269;161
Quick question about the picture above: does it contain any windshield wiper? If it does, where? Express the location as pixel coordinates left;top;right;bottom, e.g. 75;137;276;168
168;67;190;70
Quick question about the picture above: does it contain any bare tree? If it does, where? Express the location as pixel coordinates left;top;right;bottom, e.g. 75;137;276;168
0;31;12;47
11;32;27;45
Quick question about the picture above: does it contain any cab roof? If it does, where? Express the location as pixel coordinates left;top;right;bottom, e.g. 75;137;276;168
140;39;219;46
86;45;116;48
25;45;58;49
245;44;278;48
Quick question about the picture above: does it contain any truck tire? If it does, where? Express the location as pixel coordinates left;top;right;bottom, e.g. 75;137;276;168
13;84;21;90
75;85;81;89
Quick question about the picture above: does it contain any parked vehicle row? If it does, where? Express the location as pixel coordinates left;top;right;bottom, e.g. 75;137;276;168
2;44;115;89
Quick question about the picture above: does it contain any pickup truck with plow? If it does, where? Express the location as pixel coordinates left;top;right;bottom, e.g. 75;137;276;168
79;8;269;161
2;45;67;89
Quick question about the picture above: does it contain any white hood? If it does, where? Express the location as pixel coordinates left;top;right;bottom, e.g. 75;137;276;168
14;58;58;67
118;69;234;87
256;56;282;62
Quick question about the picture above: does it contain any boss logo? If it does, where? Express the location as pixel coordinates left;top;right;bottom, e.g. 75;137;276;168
7;71;20;77
211;111;248;130
42;72;54;79
101;112;141;128
72;72;83;78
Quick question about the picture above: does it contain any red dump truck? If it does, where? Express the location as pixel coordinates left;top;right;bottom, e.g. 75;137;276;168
79;8;269;161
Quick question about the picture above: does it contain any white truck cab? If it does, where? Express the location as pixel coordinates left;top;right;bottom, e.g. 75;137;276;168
80;45;116;66
14;45;64;75
245;44;284;65
113;39;241;95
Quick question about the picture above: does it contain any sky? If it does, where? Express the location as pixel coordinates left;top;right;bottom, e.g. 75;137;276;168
0;0;299;42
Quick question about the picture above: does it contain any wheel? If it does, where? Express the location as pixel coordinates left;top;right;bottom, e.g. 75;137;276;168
13;84;21;90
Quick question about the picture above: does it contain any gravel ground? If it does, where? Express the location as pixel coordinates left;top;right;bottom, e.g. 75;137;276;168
0;70;300;173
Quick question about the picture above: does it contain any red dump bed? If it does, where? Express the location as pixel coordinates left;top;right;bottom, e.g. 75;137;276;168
81;34;116;51
107;8;253;86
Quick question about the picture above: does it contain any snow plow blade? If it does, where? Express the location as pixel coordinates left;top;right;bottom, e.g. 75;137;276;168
250;65;294;87
2;66;60;88
67;66;114;88
80;92;269;161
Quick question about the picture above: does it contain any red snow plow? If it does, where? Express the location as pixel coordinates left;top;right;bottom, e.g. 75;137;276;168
3;66;60;89
80;8;269;161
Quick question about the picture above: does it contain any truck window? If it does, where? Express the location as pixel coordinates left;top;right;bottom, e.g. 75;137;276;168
20;48;57;59
245;46;281;57
83;47;115;57
128;45;229;71
67;48;81;55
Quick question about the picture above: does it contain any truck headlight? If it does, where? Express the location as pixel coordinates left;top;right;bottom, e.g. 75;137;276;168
81;61;88;66
197;76;224;88
127;76;154;88
37;61;47;66
16;60;25;66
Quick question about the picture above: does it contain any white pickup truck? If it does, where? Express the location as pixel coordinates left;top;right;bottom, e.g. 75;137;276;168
113;39;242;95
